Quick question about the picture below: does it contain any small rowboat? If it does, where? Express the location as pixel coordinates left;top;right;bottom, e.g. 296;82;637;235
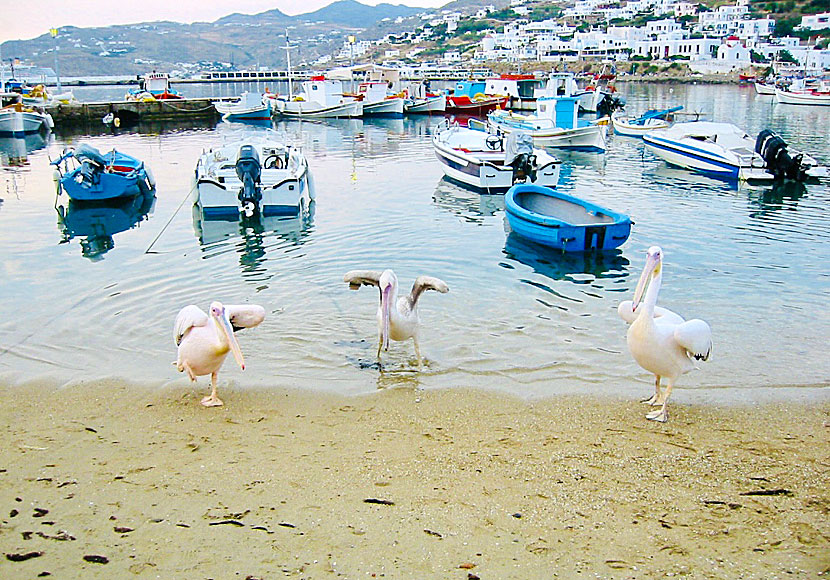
505;184;631;252
52;144;155;201
611;106;682;137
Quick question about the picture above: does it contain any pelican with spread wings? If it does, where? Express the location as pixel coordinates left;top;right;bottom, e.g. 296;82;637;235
174;301;265;406
344;269;449;369
618;246;712;422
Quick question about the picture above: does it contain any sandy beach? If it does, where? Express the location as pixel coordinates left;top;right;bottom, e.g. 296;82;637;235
0;380;827;579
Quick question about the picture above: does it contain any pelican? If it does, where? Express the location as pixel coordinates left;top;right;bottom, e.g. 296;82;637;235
343;269;449;369
618;246;712;423
174;302;265;407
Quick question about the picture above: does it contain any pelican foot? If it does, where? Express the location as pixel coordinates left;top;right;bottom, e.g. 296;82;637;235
200;395;224;407
641;394;661;406
645;408;668;423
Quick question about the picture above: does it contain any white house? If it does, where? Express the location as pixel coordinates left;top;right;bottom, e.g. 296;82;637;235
716;37;751;67
796;12;830;30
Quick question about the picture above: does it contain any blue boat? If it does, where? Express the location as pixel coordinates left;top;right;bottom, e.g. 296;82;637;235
52;143;155;201
505;183;631;252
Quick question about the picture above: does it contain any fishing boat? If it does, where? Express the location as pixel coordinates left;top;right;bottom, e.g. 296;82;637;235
0;93;54;136
432;118;561;192
445;80;509;115
195;132;312;218
272;76;362;118
505;183;631;252
402;80;445;113
484;74;544;111
214;92;272;123
355;81;405;116
52;144;155;201
126;72;183;101
488;94;607;151
611;106;682;137
774;80;830;106
642;121;829;182
754;80;776;95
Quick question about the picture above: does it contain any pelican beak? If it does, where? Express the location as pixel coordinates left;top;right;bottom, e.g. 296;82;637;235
219;310;246;371
380;284;392;351
632;252;661;311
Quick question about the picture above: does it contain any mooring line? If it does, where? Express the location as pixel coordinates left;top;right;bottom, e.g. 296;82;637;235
145;183;196;254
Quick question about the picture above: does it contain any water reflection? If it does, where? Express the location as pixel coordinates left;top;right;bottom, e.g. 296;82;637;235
432;176;504;223
502;232;630;283
746;180;807;219
56;189;156;260
0;131;51;166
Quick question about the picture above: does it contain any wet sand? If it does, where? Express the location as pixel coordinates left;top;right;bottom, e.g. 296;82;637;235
0;380;828;578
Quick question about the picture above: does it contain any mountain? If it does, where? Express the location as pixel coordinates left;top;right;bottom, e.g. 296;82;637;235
0;1;424;77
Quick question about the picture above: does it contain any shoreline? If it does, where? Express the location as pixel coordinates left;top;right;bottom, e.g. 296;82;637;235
1;380;827;578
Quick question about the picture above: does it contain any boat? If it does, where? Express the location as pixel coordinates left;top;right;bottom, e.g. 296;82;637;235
403;80;445;114
52;144;156;201
271;76;363;118
505;183;632;252
487;93;607;152
355;81;405;116
642;121;829;182
775;80;830;106
611;106;682;137
195;132;312;218
126;72;183;101
432;118;561;192
0;93;54;136
753;81;777;95
214;92;272;123
484;74;545;111
445;80;509;115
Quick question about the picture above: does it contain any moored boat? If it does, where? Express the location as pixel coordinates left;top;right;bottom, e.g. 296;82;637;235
774;80;830;106
642;121;828;182
611;106;682;137
445;80;508;115
432;118;561;192
52;144;155;201
214;92;272;123
355;81;405;116
505;183;632;252
126;72;183;101
195;132;312;218
271;76;362;118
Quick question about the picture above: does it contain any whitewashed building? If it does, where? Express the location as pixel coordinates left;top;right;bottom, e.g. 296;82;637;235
796;12;830;30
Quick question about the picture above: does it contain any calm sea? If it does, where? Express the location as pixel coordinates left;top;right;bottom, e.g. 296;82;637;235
1;82;828;403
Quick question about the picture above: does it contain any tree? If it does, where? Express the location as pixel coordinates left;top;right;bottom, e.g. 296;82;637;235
750;49;768;63
777;49;798;63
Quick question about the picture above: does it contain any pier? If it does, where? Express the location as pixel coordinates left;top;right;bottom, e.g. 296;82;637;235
46;98;220;125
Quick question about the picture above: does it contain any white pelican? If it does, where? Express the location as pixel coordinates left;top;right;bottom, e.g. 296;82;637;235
344;269;449;369
618;246;712;422
174;302;265;407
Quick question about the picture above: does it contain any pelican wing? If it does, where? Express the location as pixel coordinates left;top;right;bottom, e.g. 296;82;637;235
174;305;208;346
674;318;712;361
226;304;266;332
408;275;449;307
343;270;383;290
617;300;684;325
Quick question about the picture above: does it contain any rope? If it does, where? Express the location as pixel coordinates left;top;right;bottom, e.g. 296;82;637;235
144;183;196;254
158;101;217;113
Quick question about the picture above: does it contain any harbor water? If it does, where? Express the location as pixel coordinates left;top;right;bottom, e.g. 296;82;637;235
1;82;828;402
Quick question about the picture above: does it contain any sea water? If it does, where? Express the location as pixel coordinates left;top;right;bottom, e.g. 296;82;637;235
0;82;828;402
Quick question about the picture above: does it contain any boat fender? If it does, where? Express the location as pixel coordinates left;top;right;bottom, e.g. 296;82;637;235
144;165;156;188
473;92;486;102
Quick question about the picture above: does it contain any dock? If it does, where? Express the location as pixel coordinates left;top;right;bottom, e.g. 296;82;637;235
47;98;219;125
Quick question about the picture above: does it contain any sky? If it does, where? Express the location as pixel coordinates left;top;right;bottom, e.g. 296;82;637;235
1;0;448;44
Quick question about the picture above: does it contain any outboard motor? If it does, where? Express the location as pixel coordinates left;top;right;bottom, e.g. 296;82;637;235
596;93;625;118
74;144;108;187
755;129;808;182
235;144;262;217
505;132;537;184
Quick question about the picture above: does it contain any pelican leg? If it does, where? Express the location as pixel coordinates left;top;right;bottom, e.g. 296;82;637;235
182;361;197;382
646;380;673;423
413;336;422;371
642;375;662;406
200;371;224;407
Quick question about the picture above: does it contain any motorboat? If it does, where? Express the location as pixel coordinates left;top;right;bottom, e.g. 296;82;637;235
775;79;830;106
432;118;561;192
195;132;313;218
505;183;631;252
0;92;54;136
271;76;362;118
642;121;828;182
52;144;155;201
611;106;682;137
214;92;272;123
487;94;607;151
445;80;509;115
126;72;183;101
355;81;405;116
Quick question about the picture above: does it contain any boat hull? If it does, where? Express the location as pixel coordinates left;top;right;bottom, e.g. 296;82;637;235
362;98;404;117
445;95;508;116
405;95;445;114
61;169;150;201
775;89;830;106
754;82;776;95
275;99;363;118
505;184;631;252
611;114;670;137
643;132;741;179
489;114;607;151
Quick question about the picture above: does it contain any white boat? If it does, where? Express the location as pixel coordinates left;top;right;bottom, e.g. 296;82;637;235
213;92;272;122
775;80;830;106
432;118;561;192
488;94;607;152
642;121;828;182
0;93;53;136
356;81;405;116
754;81;776;95
611;106;682;137
484;74;545;111
272;76;362;118
402;81;445;114
195;132;313;218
